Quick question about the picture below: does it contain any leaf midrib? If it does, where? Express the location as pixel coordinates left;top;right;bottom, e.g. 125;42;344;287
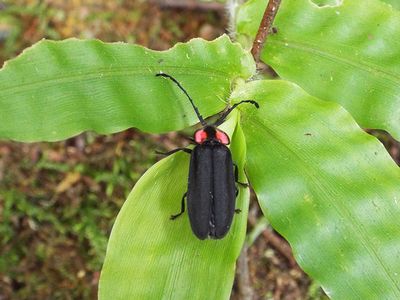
0;66;231;95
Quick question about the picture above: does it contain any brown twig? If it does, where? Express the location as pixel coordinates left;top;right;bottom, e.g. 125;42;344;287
262;228;298;268
151;0;224;11
236;244;254;300
251;0;282;63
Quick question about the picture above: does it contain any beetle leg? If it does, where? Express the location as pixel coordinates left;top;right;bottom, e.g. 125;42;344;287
156;148;192;156
234;164;249;187
170;192;187;220
234;173;242;215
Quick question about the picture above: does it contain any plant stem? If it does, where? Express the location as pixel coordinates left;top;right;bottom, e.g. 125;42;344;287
251;0;282;63
236;244;254;300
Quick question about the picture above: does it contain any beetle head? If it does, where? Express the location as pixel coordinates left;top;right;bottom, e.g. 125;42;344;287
194;126;230;145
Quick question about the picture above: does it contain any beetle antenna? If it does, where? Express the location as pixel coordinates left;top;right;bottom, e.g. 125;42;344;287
156;72;207;126
213;100;259;126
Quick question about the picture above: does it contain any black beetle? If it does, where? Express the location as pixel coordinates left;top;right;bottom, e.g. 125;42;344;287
156;72;259;239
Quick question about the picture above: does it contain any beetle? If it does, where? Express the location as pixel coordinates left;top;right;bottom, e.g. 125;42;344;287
156;72;259;239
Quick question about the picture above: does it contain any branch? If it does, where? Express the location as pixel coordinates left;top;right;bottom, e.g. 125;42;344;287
262;228;298;268
151;0;224;11
235;244;254;300
251;0;282;63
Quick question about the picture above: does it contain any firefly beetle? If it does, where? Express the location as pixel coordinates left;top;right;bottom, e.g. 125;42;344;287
156;72;259;239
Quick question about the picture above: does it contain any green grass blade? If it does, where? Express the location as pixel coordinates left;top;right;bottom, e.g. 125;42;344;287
236;0;400;140
233;80;400;299
0;35;255;142
99;111;250;299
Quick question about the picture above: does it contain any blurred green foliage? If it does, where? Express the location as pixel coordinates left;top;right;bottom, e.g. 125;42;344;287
0;132;159;298
0;1;60;60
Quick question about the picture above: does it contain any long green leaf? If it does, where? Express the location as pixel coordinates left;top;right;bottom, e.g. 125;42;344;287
236;0;400;141
0;35;255;142
232;80;400;299
99;111;250;299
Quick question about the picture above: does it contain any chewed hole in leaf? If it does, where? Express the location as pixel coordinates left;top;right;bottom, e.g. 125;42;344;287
310;0;343;7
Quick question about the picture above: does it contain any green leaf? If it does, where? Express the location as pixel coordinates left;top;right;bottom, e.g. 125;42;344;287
381;0;400;10
233;80;400;299
309;0;343;7
0;35;255;142
235;0;268;49
99;111;250;299
236;0;400;141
